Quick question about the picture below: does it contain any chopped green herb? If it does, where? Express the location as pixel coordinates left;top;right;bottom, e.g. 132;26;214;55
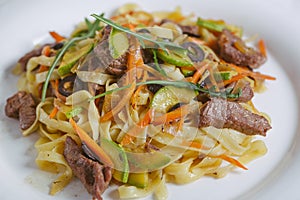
214;72;231;81
152;50;167;76
41;16;102;102
219;72;231;80
65;106;83;119
90;80;241;101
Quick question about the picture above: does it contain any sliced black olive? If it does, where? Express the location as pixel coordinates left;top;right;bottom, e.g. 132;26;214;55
168;102;186;112
82;142;98;161
181;42;205;63
137;28;151;34
52;42;64;50
58;74;76;97
147;84;163;94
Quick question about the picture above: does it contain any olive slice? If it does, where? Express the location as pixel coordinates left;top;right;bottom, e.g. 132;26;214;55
58;75;76;97
181;42;205;63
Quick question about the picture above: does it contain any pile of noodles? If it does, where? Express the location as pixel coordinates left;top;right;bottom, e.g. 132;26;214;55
14;4;269;199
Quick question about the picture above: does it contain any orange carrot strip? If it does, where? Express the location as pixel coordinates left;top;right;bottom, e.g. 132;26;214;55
230;64;276;80
216;154;248;170
42;45;51;56
50;79;66;102
38;65;49;73
181;66;196;71
258;39;267;57
69;118;114;167
222;74;246;86
188;37;206;45
126;43;144;83
49;107;58;119
191;63;209;84
49;31;65;43
121;108;153;145
100;82;136;122
123;23;136;31
152;104;190;125
37;46;52;73
138;108;153;127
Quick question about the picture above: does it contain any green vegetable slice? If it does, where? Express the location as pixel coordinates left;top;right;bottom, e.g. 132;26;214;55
126;151;171;172
156;49;193;67
150;86;198;113
109;28;129;59
100;138;129;183
127;172;149;188
58;43;94;76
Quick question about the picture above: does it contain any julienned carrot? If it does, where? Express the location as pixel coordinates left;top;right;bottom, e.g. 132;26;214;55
38;46;51;73
258;39;267;57
100;82;136;122
69;118;114;167
49;31;65;43
152;104;190;125
49;107;58;119
42;45;51;56
188;37;206;45
131;85;145;109
122;23;136;31
131;71;149;109
222;74;245;86
215;154;248;170
126;44;144;83
182;141;210;150
191;63;209;84
230;64;276;80
38;65;49;73
50;80;66;102
121;108;153;145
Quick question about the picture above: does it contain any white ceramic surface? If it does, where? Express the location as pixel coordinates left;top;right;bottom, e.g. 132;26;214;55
0;0;299;199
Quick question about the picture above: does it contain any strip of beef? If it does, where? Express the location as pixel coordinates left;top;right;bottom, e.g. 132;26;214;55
93;25;128;76
63;136;112;200
226;81;254;103
179;24;200;37
5;91;37;130
160;19;200;37
218;29;266;69
18;45;45;71
199;98;271;136
17;43;62;71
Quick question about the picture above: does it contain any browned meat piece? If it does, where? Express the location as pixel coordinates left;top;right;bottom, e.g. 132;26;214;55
226;81;254;103
160;19;200;37
5;91;37;130
179;24;200;37
63;136;112;200
235;82;254;102
93;26;128;76
18;43;57;71
101;25;112;41
199;98;271;136
18;46;44;71
105;53;128;76
218;29;266;69
5;91;26;118
19;106;36;130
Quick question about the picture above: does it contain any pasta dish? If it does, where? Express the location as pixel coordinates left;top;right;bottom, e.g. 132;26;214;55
4;4;275;200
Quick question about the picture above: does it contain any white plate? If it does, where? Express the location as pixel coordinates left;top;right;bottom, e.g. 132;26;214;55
0;0;299;199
